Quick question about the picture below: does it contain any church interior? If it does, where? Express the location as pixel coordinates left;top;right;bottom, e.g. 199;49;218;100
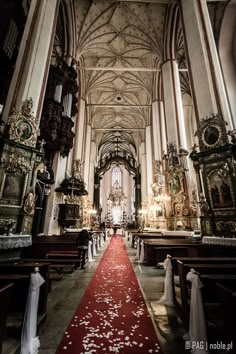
0;0;236;353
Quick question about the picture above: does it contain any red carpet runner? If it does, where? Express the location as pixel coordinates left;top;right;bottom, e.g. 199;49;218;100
56;235;163;354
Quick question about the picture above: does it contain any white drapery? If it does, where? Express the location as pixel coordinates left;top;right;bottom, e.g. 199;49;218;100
183;269;208;354
20;268;45;354
139;241;145;263
92;237;97;257
97;234;101;251
136;239;140;259
157;255;175;306
101;232;105;247
88;240;94;262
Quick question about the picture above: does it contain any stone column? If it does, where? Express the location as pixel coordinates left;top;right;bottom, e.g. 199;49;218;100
180;0;233;128
3;0;59;121
88;141;97;202
162;60;187;149
83;124;92;188
134;171;142;227
145;125;153;195
74;98;86;160
139;142;147;202
152;101;162;161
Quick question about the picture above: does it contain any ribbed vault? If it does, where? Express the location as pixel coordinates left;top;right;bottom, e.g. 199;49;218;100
74;0;167;163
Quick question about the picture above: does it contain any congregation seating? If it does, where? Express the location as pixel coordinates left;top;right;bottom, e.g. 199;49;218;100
0;283;14;353
148;235;236;349
0;262;50;353
131;231;188;248
176;260;236;326
215;281;236;345
1;231;106;353
137;238;202;266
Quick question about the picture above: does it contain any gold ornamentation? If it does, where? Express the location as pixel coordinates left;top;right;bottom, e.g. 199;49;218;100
0;149;31;174
194;113;228;152
8;98;40;147
23;192;36;215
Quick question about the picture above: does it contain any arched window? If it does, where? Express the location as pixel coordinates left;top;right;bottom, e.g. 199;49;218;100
112;165;121;187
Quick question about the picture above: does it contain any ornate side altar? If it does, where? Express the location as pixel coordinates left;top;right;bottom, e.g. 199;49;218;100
190;113;236;235
0;98;42;258
163;144;198;231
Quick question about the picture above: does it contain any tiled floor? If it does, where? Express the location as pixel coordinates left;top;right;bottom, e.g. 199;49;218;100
3;236;186;354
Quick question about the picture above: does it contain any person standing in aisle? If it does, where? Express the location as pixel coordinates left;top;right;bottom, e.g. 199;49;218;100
76;229;90;269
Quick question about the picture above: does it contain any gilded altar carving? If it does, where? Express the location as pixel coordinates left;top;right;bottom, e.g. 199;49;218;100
190;113;236;235
0;219;16;235
23;191;36;215
8;98;40;148
194;113;228;152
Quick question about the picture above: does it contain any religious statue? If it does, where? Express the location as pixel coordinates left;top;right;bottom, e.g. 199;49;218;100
153;160;161;180
199;193;209;215
73;159;84;179
23;191;36;215
167;142;179;167
168;172;181;196
220;180;233;207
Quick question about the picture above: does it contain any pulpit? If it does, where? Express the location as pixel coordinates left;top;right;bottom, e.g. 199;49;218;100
58;204;79;228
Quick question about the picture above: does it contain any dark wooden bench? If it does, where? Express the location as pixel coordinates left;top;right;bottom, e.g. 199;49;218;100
142;239;202;266
171;257;236;275
21;235;78;258
177;261;236;326
131;232;189;248
215;281;236;346
0;283;14;354
22;257;81;269
0;262;50;322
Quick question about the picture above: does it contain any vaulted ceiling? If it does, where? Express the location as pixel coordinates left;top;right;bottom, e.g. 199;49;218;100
72;0;230;165
74;0;167;163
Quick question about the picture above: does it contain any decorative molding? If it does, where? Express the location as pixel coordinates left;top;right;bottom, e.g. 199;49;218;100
194;113;229;152
0;234;32;249
8;98;40;148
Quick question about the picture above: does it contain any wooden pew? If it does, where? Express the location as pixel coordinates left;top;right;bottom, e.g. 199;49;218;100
177;261;236;326
142;239;202;266
171;257;236;275
0;283;14;354
0;262;50;322
22;257;81;269
21;235;78;258
215;281;236;346
131;232;188;248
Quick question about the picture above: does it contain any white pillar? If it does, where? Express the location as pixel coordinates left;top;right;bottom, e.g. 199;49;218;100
88;141;97;202
3;0;59;121
145;126;153;195
83;124;92;188
160;101;167;155
152;100;168;159
162;60;187;148
139;142;147;203
152;101;162;161
180;0;233;128
74;98;86;160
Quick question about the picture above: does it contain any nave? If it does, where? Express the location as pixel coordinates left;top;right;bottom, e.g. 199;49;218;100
33;236;184;354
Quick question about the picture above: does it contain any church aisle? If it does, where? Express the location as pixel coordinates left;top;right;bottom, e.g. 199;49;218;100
38;236;185;354
55;235;162;354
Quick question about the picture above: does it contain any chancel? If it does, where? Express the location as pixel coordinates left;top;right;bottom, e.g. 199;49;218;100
0;0;236;353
